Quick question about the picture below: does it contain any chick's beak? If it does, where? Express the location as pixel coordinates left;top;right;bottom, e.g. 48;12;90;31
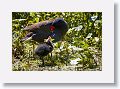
45;36;51;42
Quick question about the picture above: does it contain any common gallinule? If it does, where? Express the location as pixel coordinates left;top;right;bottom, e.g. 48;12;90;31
21;18;68;43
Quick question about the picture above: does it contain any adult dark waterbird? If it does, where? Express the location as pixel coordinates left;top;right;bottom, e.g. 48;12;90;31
21;18;68;43
34;36;53;66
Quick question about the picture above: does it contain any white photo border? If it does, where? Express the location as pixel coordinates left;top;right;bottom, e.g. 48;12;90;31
0;0;114;83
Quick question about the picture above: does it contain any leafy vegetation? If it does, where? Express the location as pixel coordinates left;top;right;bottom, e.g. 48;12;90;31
12;12;102;71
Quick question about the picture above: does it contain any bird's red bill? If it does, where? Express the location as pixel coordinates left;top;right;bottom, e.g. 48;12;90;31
50;26;55;31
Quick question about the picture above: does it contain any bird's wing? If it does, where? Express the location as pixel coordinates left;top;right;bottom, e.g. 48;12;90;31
23;20;53;31
35;46;50;56
21;32;33;41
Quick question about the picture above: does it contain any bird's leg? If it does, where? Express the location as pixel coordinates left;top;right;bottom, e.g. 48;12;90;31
32;42;35;59
50;53;54;67
50;52;52;59
38;57;42;67
38;57;44;67
41;57;45;67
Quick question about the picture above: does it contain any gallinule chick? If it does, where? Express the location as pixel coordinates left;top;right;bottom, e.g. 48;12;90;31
34;36;53;66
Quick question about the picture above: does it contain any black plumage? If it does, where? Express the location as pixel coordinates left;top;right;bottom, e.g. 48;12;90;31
34;36;53;66
21;18;68;43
